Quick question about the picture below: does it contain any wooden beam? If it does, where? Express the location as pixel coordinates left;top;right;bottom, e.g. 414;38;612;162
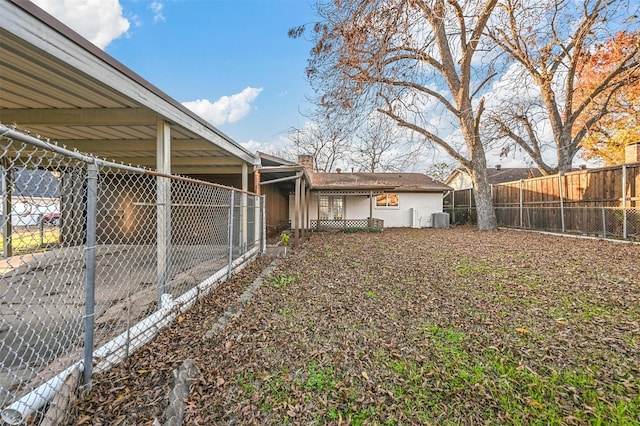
157;118;171;299
97;156;242;167
259;172;302;186
301;179;306;240
168;165;245;175
254;170;261;194
0;108;157;126
54;139;226;152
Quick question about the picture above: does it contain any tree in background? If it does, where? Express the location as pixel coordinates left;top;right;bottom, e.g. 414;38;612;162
486;0;639;174
351;112;418;172
293;0;500;230
285;110;352;173
426;162;457;183
575;31;640;165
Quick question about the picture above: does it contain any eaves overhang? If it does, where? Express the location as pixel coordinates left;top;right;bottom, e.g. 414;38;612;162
0;0;257;175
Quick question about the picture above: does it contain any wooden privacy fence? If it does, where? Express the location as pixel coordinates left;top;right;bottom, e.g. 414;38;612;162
444;163;640;239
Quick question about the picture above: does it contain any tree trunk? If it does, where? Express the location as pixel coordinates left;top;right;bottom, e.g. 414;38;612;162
471;171;498;231
459;98;498;231
557;129;576;173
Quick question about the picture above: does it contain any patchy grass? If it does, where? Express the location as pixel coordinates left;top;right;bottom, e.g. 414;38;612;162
72;227;640;425
0;226;60;254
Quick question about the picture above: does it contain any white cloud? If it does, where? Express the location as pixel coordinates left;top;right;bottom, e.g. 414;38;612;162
182;87;263;126
149;1;166;23
31;0;130;49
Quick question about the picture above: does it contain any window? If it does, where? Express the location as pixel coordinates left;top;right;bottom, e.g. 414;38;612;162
376;193;399;207
319;195;345;220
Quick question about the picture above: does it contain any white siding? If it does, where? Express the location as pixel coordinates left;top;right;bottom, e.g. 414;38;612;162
446;171;473;190
289;192;444;228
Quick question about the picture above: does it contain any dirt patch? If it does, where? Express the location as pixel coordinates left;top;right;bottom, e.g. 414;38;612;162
70;227;640;425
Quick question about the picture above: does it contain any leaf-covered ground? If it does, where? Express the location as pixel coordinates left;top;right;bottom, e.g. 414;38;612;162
71;227;640;425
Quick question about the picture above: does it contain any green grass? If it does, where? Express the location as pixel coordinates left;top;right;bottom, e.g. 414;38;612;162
0;227;60;255
269;273;298;289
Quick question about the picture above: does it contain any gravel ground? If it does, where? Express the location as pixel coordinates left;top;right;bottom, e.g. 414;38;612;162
69;227;640;425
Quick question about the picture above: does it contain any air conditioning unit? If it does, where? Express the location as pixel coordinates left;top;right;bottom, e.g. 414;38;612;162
432;212;450;229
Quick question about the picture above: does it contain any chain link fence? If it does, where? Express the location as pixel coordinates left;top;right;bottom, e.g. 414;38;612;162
0;124;264;424
445;197;639;240
493;206;640;239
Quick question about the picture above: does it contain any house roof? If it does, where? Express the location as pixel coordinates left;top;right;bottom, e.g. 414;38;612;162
257;152;298;168
0;0;256;175
445;167;542;186
486;167;542;184
11;168;60;198
310;172;451;192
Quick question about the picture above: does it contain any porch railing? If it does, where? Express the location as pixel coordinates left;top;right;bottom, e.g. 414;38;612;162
310;218;384;231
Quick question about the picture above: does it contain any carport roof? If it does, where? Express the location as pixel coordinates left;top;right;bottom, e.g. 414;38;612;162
0;0;256;175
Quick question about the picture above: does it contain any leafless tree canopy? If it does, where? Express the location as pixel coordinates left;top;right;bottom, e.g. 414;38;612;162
485;0;640;174
351;113;419;172
300;0;500;229
285;114;352;173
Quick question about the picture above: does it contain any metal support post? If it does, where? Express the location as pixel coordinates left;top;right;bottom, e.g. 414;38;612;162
227;191;235;280
622;165;627;239
83;162;98;389
558;173;565;233
519;179;523;228
261;195;266;254
2;159;13;257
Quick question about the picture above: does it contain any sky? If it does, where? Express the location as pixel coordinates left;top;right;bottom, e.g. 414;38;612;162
28;0;602;174
30;0;318;155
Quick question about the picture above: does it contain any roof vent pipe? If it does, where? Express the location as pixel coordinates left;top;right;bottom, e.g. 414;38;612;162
336;168;342;173
495;164;502;170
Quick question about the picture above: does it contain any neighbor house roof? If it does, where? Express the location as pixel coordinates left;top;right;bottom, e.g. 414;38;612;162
485;167;542;184
444;166;542;188
311;172;451;192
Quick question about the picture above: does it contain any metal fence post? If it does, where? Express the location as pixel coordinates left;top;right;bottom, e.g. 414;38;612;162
451;190;455;224
157;175;171;302
1;159;13;258
227;191;235;279
622;165;627;239
602;206;607;238
261;195;266;254
519;179;523;229
558;173;565;233
83;162;98;389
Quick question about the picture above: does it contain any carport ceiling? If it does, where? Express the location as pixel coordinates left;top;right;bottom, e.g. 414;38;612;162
0;0;255;175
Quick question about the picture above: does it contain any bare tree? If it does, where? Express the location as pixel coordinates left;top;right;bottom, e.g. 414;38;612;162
486;0;640;174
294;0;500;230
286;114;351;173
427;161;457;182
351;113;418;172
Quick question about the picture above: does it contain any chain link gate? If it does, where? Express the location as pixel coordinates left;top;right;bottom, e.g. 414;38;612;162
0;124;264;424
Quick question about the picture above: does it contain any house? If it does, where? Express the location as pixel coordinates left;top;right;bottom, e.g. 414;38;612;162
444;165;542;190
256;154;451;245
255;152;311;238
